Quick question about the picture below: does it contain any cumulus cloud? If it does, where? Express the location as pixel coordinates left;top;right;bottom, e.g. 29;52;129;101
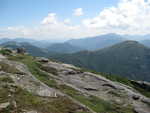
1;0;150;40
73;8;84;16
41;13;57;24
82;0;150;35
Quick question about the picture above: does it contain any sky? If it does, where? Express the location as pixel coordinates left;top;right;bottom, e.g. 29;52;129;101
0;0;150;41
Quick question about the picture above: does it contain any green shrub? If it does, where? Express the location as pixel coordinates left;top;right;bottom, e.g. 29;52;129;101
0;49;12;56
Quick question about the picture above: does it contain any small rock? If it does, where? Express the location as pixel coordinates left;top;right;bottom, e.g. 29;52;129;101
0;102;10;110
132;94;140;100
37;57;49;63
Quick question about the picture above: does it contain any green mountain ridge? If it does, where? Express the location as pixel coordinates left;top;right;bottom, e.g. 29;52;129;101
50;40;150;82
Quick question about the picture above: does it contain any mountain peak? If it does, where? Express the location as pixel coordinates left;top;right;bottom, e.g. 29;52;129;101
110;40;147;50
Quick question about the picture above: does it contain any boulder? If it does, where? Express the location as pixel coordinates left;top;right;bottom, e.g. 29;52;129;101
132;94;140;100
16;48;26;54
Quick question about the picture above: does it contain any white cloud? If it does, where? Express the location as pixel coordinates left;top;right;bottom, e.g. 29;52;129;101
64;18;71;24
82;0;150;35
1;0;150;40
41;13;57;25
73;8;84;16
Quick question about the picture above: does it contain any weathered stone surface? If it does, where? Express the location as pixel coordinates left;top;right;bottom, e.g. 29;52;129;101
141;98;150;105
42;61;150;113
0;54;6;59
0;59;61;97
134;106;150;113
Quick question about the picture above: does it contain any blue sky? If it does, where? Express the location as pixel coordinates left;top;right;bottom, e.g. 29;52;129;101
0;0;150;40
0;0;118;27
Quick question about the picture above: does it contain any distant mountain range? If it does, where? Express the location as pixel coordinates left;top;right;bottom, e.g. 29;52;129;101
1;33;150;53
0;38;52;48
50;41;150;82
67;33;126;50
140;40;150;48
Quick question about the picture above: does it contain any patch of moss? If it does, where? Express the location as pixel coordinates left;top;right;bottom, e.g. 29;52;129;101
0;76;14;83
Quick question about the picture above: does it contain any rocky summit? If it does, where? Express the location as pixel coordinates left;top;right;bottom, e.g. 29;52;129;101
0;48;150;113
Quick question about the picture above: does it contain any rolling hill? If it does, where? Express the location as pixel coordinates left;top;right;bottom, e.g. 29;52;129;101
50;41;150;82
